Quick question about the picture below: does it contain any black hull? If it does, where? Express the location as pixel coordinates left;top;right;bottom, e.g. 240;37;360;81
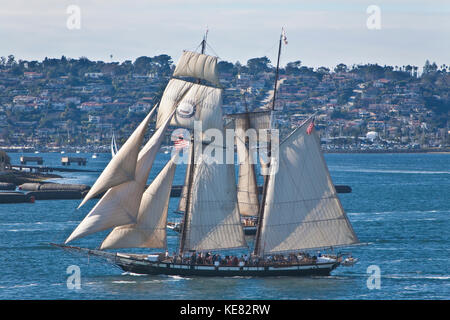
53;244;340;277
115;255;339;277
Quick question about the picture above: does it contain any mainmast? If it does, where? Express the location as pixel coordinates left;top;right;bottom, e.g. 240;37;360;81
254;28;285;257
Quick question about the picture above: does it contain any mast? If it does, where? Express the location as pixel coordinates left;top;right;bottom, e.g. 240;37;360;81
178;31;208;254
254;29;284;256
271;31;283;111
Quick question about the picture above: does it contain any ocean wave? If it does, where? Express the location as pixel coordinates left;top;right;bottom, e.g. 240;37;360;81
121;272;146;277
348;209;449;216
330;168;450;175
384;274;450;281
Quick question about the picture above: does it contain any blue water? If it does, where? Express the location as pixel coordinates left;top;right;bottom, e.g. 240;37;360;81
0;152;449;299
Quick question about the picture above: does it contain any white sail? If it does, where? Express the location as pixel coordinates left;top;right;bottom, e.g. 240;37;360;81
226;111;271;133
176;143;193;213
111;132;118;157
100;154;178;249
173;51;220;86
155;79;223;133
181;143;247;252
235;115;259;216
257;118;359;255
65;110;174;244
78;106;157;208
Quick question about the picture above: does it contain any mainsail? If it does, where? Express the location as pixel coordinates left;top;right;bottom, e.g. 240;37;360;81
256;118;359;255
65;110;174;244
78;105;157;208
100;154;178;249
180;143;247;252
173;51;220;86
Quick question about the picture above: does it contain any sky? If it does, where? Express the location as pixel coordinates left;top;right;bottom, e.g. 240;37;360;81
0;0;449;70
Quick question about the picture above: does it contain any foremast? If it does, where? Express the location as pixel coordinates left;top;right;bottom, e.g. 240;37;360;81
253;28;285;257
178;32;207;254
173;31;246;255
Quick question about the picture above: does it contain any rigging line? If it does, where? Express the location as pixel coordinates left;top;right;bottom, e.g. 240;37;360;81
205;42;221;60
52;206;80;245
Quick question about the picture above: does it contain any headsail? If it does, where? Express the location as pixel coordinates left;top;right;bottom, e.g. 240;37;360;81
256;118;359;255
173;51;220;86
155;79;223;133
78;105;157;208
65;110;175;244
100;153;178;249
180;143;247;252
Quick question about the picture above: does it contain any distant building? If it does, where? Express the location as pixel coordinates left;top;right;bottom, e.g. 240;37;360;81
84;72;104;79
78;102;103;112
24;72;43;79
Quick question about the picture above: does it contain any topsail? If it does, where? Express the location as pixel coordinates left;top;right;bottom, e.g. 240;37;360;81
155;79;223;133
173;51;220;86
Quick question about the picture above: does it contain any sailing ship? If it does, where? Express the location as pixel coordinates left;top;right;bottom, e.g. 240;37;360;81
111;131;119;157
53;31;360;277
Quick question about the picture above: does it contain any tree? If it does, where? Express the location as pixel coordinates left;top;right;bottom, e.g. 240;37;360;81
247;56;271;75
7;55;16;67
334;63;348;73
151;54;173;75
134;56;152;74
285;60;301;75
217;61;234;74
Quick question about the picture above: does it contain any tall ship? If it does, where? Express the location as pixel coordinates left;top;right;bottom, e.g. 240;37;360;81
53;31;360;277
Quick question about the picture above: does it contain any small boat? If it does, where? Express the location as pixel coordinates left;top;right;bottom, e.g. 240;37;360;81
111;132;119;157
341;256;359;266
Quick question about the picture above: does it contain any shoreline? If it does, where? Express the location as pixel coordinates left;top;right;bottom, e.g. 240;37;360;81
0;170;62;185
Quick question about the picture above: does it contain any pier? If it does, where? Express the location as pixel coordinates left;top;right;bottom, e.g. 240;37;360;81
9;164;99;173
20;156;43;165
61;157;87;166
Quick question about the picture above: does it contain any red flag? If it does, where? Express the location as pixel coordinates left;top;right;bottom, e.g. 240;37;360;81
306;119;315;135
174;137;190;150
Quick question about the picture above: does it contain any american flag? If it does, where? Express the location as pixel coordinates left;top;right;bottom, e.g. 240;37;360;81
282;28;288;45
174;138;190;150
306;119;315;135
